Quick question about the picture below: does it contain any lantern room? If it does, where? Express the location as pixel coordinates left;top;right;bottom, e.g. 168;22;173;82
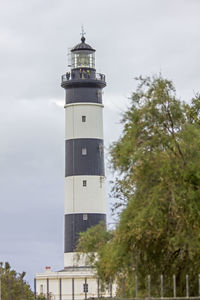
71;36;95;69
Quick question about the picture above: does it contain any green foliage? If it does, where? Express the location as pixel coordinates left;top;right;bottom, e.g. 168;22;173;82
0;262;34;300
36;296;46;300
76;222;112;266
76;75;200;297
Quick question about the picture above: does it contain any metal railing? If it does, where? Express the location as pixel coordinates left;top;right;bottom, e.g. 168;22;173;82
61;72;105;83
110;274;200;300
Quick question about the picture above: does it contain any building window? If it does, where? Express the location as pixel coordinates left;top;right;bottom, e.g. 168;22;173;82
82;116;86;122
82;148;87;155
83;180;87;187
83;214;88;221
40;285;43;294
99;143;103;156
83;283;88;293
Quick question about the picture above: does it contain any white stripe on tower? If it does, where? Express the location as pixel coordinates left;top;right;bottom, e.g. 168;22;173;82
65;103;104;140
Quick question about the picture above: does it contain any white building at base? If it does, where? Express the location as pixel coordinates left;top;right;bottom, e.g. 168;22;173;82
35;265;114;300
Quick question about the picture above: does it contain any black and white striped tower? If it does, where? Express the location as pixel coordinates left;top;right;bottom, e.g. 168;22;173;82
61;35;106;267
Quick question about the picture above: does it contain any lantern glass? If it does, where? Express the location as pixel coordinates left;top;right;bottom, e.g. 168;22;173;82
71;50;95;68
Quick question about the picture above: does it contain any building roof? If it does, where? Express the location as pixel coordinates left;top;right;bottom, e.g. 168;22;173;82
71;36;95;52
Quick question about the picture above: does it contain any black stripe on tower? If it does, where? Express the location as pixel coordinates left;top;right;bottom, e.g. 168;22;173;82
64;213;106;253
65;87;103;105
65;138;104;177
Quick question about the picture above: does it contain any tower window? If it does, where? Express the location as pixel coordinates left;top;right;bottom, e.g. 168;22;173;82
82;148;87;155
83;214;88;221
82;116;86;122
83;180;87;187
99;144;103;156
97;90;102;98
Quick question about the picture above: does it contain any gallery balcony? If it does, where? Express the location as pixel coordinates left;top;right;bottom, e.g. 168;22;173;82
61;70;106;89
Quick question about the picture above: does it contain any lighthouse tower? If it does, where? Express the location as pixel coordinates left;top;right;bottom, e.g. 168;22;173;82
35;36;111;300
61;35;107;268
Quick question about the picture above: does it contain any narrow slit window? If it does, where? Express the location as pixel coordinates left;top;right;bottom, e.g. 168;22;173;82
83;180;87;187
82;148;87;155
97;90;102;98
82;116;86;122
83;214;88;221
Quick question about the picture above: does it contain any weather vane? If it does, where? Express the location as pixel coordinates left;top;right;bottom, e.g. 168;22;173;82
81;25;86;39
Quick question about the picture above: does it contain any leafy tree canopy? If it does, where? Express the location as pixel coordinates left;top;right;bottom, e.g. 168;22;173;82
76;75;200;297
0;262;34;300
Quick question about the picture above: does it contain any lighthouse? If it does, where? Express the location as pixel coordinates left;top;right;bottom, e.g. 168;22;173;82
35;35;111;300
61;35;106;267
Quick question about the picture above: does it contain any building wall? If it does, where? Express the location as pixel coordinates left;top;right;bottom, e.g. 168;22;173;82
35;271;113;300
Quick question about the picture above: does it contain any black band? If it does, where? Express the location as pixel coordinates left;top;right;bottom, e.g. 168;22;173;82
65;138;104;177
65;87;102;104
64;213;106;253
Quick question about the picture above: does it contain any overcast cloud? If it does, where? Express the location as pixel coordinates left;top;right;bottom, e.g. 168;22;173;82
0;0;200;287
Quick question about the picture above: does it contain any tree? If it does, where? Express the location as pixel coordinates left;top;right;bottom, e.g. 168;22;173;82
0;262;34;300
77;75;200;297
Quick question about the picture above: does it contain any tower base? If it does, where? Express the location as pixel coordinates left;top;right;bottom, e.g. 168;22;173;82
64;252;93;268
35;266;114;300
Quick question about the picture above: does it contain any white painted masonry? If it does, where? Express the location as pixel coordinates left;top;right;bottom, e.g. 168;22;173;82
35;267;113;300
65;103;104;140
64;176;106;214
64;252;89;267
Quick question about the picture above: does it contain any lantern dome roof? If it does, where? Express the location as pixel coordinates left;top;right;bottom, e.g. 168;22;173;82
71;36;95;52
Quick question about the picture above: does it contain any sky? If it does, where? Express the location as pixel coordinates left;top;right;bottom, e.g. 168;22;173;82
0;0;200;288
